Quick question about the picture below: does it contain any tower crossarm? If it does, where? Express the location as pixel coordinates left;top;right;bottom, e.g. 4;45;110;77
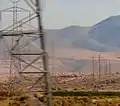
0;30;40;37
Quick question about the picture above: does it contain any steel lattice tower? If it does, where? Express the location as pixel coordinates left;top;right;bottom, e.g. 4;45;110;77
0;0;52;106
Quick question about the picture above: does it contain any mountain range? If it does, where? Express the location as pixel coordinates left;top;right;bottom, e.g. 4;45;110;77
1;15;120;54
89;15;120;48
1;15;120;73
45;15;120;52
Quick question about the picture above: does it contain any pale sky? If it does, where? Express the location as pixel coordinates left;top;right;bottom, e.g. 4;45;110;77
1;0;120;29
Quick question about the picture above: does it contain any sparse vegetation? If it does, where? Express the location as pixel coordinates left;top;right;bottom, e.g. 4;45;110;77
1;94;120;106
52;96;120;106
0;95;31;106
51;72;120;91
0;72;120;105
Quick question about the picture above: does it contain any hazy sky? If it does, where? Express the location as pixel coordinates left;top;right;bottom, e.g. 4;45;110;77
1;0;120;29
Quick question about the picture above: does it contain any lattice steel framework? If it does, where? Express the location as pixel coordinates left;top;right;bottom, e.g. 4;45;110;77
0;0;52;106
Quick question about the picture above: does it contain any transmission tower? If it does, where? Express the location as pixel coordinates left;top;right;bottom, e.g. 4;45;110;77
0;0;52;106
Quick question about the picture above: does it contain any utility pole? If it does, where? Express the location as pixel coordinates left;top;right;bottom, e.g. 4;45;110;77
108;60;111;74
52;38;55;72
36;0;52;106
104;60;108;76
92;56;95;81
90;54;104;81
96;54;104;80
98;54;101;79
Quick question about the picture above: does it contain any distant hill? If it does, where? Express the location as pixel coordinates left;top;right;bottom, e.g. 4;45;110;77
1;16;120;54
1;18;120;73
45;26;90;48
89;15;120;48
45;26;119;52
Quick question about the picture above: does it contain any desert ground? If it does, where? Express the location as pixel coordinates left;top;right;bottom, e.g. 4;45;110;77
0;71;120;106
0;49;120;105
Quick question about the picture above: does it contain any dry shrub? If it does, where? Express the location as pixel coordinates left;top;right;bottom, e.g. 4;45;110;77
8;101;20;106
0;96;6;101
0;92;8;97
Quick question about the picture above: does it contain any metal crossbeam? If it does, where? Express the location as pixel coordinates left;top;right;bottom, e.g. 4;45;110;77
0;30;39;36
12;55;44;71
11;53;44;55
19;71;47;74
